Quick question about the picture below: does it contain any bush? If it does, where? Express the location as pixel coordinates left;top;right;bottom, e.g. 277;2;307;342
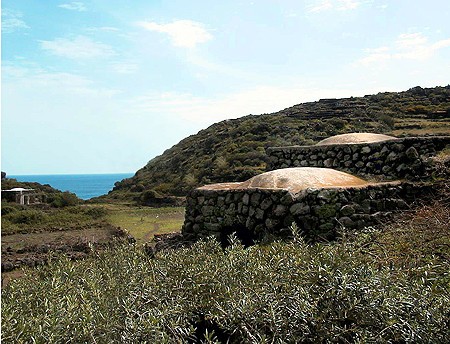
48;192;80;208
1;204;19;216
2;237;449;343
5;209;48;225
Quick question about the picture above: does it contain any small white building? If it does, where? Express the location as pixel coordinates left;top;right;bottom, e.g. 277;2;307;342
1;188;35;205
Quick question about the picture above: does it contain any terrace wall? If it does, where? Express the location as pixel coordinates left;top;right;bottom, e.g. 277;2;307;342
266;136;450;180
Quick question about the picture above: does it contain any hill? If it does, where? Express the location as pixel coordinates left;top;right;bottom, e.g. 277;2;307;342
103;85;450;203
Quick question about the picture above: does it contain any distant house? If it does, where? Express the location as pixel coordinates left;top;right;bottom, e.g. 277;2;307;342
1;188;37;205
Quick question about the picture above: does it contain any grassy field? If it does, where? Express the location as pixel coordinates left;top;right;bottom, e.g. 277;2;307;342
103;204;185;243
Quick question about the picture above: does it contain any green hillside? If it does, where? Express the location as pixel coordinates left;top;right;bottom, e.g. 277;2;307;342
103;86;450;203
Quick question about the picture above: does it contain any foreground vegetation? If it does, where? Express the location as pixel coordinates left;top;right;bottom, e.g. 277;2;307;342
108;85;450;202
2;201;449;343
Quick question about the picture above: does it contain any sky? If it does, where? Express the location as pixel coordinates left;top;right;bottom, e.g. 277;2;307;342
2;0;450;175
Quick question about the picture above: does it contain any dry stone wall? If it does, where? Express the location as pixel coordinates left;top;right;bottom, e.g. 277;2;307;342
266;136;450;180
182;182;430;242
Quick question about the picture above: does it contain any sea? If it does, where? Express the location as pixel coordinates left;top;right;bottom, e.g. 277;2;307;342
9;173;134;200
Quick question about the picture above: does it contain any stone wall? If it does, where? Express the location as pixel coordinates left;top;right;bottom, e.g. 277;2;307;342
182;182;430;243
266;136;450;180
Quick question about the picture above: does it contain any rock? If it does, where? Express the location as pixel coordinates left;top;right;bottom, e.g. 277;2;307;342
324;158;333;167
340;204;356;216
405;146;419;160
290;203;310;215
361;146;371;154
260;198;273;210
313;204;336;219
273;204;287;217
338;216;354;228
255;208;265;220
250;193;261;206
317;189;336;202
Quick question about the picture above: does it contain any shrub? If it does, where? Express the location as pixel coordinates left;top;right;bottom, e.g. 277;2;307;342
2;237;449;343
48;191;80;208
5;209;48;225
1;204;19;216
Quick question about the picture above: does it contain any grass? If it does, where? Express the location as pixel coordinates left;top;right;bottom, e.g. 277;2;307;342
103;204;185;243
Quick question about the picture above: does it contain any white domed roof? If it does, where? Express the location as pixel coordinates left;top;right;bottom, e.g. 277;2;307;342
199;167;368;193
316;133;397;146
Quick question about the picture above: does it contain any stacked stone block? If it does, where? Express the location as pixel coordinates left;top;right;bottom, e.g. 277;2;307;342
266;136;450;180
182;182;430;241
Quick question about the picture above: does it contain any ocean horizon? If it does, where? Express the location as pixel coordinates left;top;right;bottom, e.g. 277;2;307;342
9;173;134;200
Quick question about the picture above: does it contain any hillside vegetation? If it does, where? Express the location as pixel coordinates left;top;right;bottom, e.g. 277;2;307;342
105;86;450;203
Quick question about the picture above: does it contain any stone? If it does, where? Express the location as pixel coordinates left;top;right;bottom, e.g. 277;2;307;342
204;223;221;232
217;196;225;207
242;193;250;205
317;189;336;202
298;215;318;231
255;208;265;220
338;216;354;228
250;193;261;206
340;204;356;216
324;158;334;167
405;146;419;160
260;198;273;210
290;203;310;215
319;223;334;231
201;206;214;216
361;146;371;154
313;204;336;219
386;151;397;162
273;204;287;217
265;218;280;230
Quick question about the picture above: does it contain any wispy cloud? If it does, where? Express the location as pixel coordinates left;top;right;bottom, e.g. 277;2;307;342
1;9;30;33
39;36;115;59
110;62;139;74
85;26;120;32
2;64;120;97
130;85;375;124
137;20;213;48
358;33;450;65
58;2;87;12
307;0;361;13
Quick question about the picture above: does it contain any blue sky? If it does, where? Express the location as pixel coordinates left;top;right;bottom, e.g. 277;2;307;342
2;0;450;175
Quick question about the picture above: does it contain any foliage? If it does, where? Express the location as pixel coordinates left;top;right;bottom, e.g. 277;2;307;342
105;85;450;202
47;191;80;208
1;205;109;235
2;231;449;343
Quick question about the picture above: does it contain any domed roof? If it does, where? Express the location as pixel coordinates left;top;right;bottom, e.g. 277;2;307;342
198;167;368;193
316;133;397;146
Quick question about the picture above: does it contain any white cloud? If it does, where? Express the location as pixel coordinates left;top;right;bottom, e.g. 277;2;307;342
130;85;377;125
39;36;115;59
307;0;360;13
86;26;120;32
1;9;30;33
2;64;120;97
111;62;139;74
137;20;213;48
358;32;450;65
58;2;87;11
